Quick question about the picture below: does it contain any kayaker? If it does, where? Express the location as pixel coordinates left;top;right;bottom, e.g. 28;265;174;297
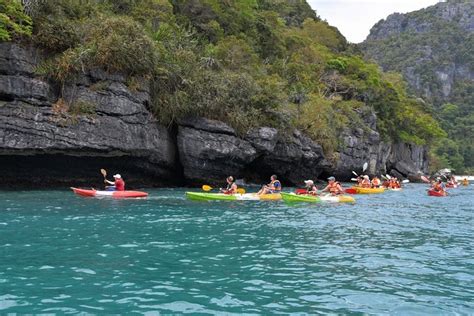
304;180;318;195
105;174;125;191
220;176;238;194
462;178;469;186
371;176;381;188
258;175;282;195
431;178;445;193
360;175;371;188
322;176;343;195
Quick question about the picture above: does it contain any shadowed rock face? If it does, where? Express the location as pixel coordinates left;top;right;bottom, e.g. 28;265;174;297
0;42;428;188
176;118;330;185
0;42;179;188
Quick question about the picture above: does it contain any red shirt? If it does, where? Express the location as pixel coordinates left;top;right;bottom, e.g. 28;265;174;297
115;179;125;191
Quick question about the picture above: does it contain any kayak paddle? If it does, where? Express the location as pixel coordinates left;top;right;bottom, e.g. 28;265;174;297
421;175;430;183
345;188;357;194
402;179;410;184
202;184;213;191
362;162;368;172
352;171;359;177
351;178;358;181
202;185;246;194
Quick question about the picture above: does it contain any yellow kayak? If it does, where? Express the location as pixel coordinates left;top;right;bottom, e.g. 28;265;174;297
352;186;385;194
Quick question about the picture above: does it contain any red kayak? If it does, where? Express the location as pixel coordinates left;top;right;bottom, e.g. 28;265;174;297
71;187;148;198
427;189;447;197
445;183;458;189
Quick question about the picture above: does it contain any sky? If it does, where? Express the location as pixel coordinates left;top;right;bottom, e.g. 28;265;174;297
307;0;442;43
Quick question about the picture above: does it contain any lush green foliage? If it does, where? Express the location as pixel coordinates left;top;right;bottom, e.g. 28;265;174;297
25;0;444;154
0;0;32;41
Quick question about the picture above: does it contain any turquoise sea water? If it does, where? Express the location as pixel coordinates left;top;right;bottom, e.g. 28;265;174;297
1;184;473;314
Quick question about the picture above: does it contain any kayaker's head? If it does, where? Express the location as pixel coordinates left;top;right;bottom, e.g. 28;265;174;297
327;176;335;183
271;175;277;181
227;176;234;183
363;175;369;180
304;180;314;187
113;174;121;179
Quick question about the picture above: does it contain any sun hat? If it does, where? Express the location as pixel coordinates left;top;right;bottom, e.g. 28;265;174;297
113;174;121;179
327;176;335;181
304;180;314;185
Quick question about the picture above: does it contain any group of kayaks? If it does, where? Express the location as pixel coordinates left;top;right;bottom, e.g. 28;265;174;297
71;179;468;201
70;184;397;204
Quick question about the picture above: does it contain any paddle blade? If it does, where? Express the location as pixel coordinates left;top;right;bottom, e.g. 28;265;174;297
352;171;358;177
402;179;410;184
202;185;213;191
362;162;368;172
386;174;392;179
351;178;358;181
345;188;357;194
100;169;107;177
421;176;430;183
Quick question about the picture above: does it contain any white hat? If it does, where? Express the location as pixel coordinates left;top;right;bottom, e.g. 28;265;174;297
113;174;121;179
304;180;314;185
363;175;369;180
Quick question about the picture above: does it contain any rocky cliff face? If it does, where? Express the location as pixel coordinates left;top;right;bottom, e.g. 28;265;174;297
0;42;179;188
362;1;473;104
0;42;428;188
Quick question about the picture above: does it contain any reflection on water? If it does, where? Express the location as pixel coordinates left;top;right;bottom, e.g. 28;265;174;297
0;185;473;314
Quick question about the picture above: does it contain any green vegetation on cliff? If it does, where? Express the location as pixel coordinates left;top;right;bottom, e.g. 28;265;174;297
362;1;473;172
3;0;444;155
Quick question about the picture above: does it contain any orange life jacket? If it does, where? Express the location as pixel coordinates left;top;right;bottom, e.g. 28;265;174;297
329;182;341;194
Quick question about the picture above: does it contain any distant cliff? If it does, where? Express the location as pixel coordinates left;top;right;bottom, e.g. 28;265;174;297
361;0;474;172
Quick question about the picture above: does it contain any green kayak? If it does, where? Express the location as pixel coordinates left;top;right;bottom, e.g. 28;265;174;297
281;192;355;203
186;192;282;201
280;192;321;203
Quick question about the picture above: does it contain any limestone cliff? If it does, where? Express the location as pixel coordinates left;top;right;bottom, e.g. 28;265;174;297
362;0;473;104
0;43;428;188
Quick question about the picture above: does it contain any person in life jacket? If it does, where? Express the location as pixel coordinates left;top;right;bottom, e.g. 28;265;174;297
304;180;318;195
220;176;237;194
360;175;371;188
258;175;282;195
371;176;381;188
322;176;344;195
432;178;445;193
105;174;125;191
